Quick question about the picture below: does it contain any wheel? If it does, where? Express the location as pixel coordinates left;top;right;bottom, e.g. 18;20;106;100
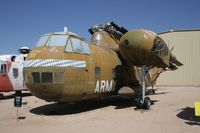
143;97;151;109
136;97;143;109
0;94;5;99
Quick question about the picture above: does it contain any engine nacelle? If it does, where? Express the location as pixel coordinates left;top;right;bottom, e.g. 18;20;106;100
119;29;170;67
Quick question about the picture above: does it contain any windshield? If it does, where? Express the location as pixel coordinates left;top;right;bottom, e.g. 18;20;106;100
36;34;69;47
64;37;91;54
36;35;49;47
46;35;68;46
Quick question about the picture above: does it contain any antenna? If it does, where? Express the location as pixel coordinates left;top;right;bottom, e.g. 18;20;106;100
64;26;68;33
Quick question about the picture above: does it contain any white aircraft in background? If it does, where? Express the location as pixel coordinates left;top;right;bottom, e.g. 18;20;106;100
0;47;30;98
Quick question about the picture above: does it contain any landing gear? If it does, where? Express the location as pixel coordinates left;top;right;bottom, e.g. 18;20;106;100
143;97;151;109
0;93;5;99
137;97;143;109
137;97;151;109
136;66;151;109
151;86;155;94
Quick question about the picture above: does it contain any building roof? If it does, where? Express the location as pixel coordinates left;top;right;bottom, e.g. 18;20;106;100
158;29;200;35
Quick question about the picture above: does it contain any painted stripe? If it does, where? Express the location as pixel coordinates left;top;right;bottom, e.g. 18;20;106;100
24;59;86;68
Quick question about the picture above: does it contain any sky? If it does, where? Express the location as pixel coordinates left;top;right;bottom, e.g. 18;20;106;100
0;0;200;54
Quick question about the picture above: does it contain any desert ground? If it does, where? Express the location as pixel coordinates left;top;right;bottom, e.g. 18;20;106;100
0;87;200;133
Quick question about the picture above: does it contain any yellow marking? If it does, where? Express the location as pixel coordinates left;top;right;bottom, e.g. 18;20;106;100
194;102;200;116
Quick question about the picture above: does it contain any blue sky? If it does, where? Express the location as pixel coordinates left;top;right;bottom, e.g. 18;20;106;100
0;0;200;54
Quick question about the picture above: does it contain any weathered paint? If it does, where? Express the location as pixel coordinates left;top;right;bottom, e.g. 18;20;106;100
24;23;181;102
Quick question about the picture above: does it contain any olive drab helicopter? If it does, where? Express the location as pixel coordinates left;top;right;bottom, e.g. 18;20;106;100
23;22;182;109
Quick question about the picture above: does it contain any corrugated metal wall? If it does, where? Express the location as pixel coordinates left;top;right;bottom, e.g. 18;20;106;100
157;30;200;86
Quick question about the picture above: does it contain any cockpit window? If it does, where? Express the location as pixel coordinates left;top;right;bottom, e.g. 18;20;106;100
71;38;83;52
47;35;68;46
81;41;91;54
65;38;73;52
64;37;91;54
36;35;49;47
0;64;7;74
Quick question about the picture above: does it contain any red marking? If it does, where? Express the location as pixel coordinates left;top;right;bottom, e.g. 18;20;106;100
0;61;13;92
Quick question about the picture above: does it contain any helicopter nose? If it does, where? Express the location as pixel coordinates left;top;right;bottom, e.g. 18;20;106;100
24;69;64;102
29;82;63;102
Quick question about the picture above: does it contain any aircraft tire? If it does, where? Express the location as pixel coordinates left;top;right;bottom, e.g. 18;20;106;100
136;97;143;109
0;94;5;99
143;97;151;109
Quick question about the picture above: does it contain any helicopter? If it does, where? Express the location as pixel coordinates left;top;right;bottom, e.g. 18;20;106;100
0;47;30;98
23;22;182;109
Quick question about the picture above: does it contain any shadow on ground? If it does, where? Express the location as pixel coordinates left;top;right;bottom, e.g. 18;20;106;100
30;96;160;116
30;97;135;115
152;92;170;95
177;107;200;126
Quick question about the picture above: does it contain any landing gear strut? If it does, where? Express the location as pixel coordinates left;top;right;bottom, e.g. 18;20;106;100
136;66;151;109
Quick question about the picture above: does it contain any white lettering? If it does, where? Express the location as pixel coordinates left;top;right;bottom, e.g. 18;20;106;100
107;80;113;91
94;80;100;93
94;80;115;93
100;80;106;92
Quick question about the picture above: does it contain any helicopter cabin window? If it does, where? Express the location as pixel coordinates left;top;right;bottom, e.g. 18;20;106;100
31;72;40;83
71;38;83;53
0;64;7;75
95;67;101;78
36;35;49;47
81;41;91;54
47;35;68;46
64;37;90;54
65;38;73;52
41;72;53;83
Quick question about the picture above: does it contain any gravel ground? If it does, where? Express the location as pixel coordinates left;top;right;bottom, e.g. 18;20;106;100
0;87;200;133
